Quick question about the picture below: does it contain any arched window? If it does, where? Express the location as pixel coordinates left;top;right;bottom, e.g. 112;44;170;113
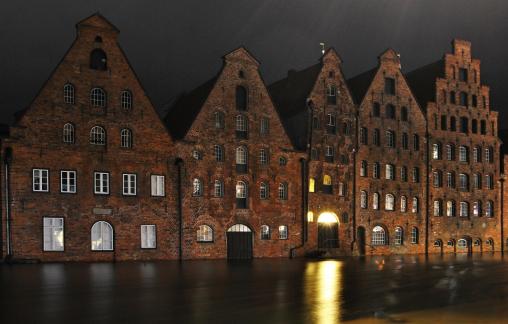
192;178;203;196
121;90;132;110
323;174;332;194
386;104;396;119
486;174;494;190
197;225;213;242
447;239;455;247
432;143;442;160
446;200;456;217
459;173;469;191
235;114;248;139
485;147;493;163
327;84;337;105
309;178;315;193
412;197;419;213
63;123;75;143
400;166;408;182
360;127;368;145
214;111;225;129
473;146;482;163
360;190;368;209
433;170;442;187
400;196;407;212
473;201;482;217
373;102;380;117
413;134;420;151
457;238;468;249
373;192;380;210
90;88;106;107
236;86;248;111
259;148;269;165
459;201;469;217
411;227;419;244
120;128;132;148
401;106;408;121
260;182;269;199
385;164;395;180
472;119;478;133
260;225;270;240
373;162;380;179
459;146;469;162
90;49;107;70
473;173;481;189
446;144;455;161
372;226;386;246
386;130;395;148
486;200;494;217
236;146;248;173
192;150;203;160
460;117;469;133
394;227;403;245
90;126;106;145
278;182;288;200
412;167;420;183
460;92;468;106
91;221;113;251
213;180;224;197
402;132;409;150
447;171;456;188
433;199;442;216
260;117;269;135
63;83;75;104
214;145;224;162
385;194;395;211
360;160;368;177
236;181;248;208
434;239;442;247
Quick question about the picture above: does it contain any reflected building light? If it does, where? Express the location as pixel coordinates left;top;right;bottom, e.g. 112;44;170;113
305;261;342;324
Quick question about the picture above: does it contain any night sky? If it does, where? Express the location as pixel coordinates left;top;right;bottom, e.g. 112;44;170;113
1;0;507;127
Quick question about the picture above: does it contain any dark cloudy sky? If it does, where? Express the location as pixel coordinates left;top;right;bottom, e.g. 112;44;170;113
1;0;507;126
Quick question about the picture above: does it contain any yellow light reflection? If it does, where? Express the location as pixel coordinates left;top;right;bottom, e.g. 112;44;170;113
305;261;342;324
317;212;338;224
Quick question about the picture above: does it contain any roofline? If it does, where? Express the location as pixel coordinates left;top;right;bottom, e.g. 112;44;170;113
76;12;120;32
222;46;261;66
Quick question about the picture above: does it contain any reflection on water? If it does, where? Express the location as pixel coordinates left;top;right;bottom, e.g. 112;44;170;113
2;254;508;323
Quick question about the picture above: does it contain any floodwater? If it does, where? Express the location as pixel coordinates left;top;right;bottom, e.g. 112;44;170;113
1;254;508;323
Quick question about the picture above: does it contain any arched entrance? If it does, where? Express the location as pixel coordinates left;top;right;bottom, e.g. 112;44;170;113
317;212;339;248
226;224;252;259
357;227;366;255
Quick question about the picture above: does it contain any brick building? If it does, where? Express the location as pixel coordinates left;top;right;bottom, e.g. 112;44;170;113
0;14;505;262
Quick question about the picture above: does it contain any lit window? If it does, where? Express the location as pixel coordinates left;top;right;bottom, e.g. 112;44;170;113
307;211;314;222
214;111;225;129
151;175;165;197
197;225;213;242
90;126;106;145
486;201;494;217
140;225;156;249
459;201;469;217
43;217;64;251
279;225;288;240
433;199;442;216
372;226;386;246
309;178;315;193
94;172;109;194
63;83;75;104
120;128;133;148
473;201;482;217
360;161;368;177
432;143;441;160
360;190;368;209
33;169;49;192
385;164;395;180
446;200;456;217
373;192;380;210
91;221;113;251
278;182;288;200
400;196;407;212
411;227;419;244
259;148;269;165
385;194;395;211
192;178;203;197
394;227;403;245
60;170;76;193
214;145;224;162
338;182;346;197
214;180;224;198
63;123;75;143
260;225;270;240
236;181;248;208
412;197;419;213
90;88;106;107
260;182;269;199
121;90;132;110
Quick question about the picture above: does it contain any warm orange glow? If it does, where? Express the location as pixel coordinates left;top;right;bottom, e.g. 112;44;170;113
307;211;314;222
317;212;338;224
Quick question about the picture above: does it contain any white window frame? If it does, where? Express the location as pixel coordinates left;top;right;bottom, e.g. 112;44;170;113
400;196;407;212
214;180;224;198
192;178;203;197
459;201;469;217
122;173;137;196
33;168;49;192
63;83;75;104
260;225;270;240
121;90;133;110
394;227;403;245
385;164;394;180
43;217;64;251
259;148;269;165
94;172;109;195
151;175;165;197
90;88;106;108
140;225;156;249
91;221;113;251
260;117;269;135
120;128;132;148
385;194;395;211
278;225;288;240
260;182;269;199
63;123;75;143
60;170;76;193
90;126;106;145
214;145;224;162
372;226;386;246
278;182;288;200
197;225;213;242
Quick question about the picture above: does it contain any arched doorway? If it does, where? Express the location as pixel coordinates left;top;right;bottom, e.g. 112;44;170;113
317;212;339;248
227;224;253;259
357;227;366;255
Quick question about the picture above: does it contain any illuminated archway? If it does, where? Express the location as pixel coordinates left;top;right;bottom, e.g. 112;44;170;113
317;212;339;224
317;212;339;248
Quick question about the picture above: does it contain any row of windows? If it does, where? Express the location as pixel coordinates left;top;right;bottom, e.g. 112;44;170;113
435;114;492;135
441;90;482;108
371;225;419;246
308;177;347;196
33;169;165;196
196;224;288;242
432;200;494;217
432;143;493;163
360;162;420;182
63;84;133;110
432;171;494;190
311;115;352;136
63;124;133;147
192;179;289;201
360;191;419;213
434;238;494;248
212;112;271;137
371;102;409;121
359;129;420;150
191;145;287;167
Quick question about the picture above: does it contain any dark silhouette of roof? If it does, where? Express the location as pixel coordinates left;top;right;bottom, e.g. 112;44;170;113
164;77;217;139
346;67;378;104
405;60;444;110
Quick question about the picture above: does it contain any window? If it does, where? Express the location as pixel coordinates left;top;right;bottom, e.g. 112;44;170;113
60;170;76;193
91;221;113;251
459;201;469;217
342;121;351;136
385;194;395;211
472;119;478;133
480;120;486;135
446;144;455;161
411;227;419;244
325;146;334;163
386;131;395;148
432;143;441;160
373;102;380;117
260;117;269;135
239;70;245;78
279;156;287;166
446;200;456;217
259;148;269;165
433;170;442;187
63;83;75;104
140;225;156;249
341;212;349;224
214;145;224;162
236;86;247;111
386;104;396;119
236;181;248;208
473;173;481;190
197;225;213;242
278;182;288;200
323;175;332;194
473;146;481;163
311;148;319;160
459;173;469;191
459;146;469;162
400;196;407;212
394;227;403;245
373;129;380;146
122;173;136;196
360;160;368;177
485;147;493;163
486;201;494;217
360;127;368;145
412;197;419;213
312;116;319;130
372;226;386;246
120;128;132;148
193;178;203;197
450;91;456;104
121;90;132;110
450;116;457;131
373;162;380;179
33;169;49;192
486;174;494;190
441;115;447;130
43;217;64;251
94;172;109;194
413;134;419;151
90;49;107;70
400;166;408;182
447;172;456;188
385;164;395;180
326;114;336;134
402;133;408;150
412;167;420;183
214;111;225;129
63;123;75;143
236;114;248;139
279;225;288;240
373;192;380;210
260;225;270;240
433;199;442;216
460;92;468;106
434;240;443;248
151;175;165;196
473;201;482;217
384;77;396;95
90;126;106;145
327;84;337;104
401;107;408;121
338;182;346;196
308;178;315;193
459;68;468;82
360;191;368;208
260;182;270;199
472;95;478;107
236;146;248;173
214;180;224;198
90;88;106;107
458;239;468;249
460;117;469;133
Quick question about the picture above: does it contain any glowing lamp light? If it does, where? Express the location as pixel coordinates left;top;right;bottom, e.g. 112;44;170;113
307;211;314;222
317;212;338;224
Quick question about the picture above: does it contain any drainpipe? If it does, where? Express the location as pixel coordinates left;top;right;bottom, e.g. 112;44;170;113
175;158;184;261
351;111;359;254
4;147;12;260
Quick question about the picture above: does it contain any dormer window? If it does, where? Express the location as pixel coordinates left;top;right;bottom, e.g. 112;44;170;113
384;77;395;95
90;49;107;70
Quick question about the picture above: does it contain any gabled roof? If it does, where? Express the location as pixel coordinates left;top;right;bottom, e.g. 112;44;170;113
405;60;444;111
76;12;120;32
346;67;377;105
164;76;217;139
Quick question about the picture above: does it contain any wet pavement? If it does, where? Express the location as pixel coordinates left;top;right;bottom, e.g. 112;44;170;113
1;254;508;323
